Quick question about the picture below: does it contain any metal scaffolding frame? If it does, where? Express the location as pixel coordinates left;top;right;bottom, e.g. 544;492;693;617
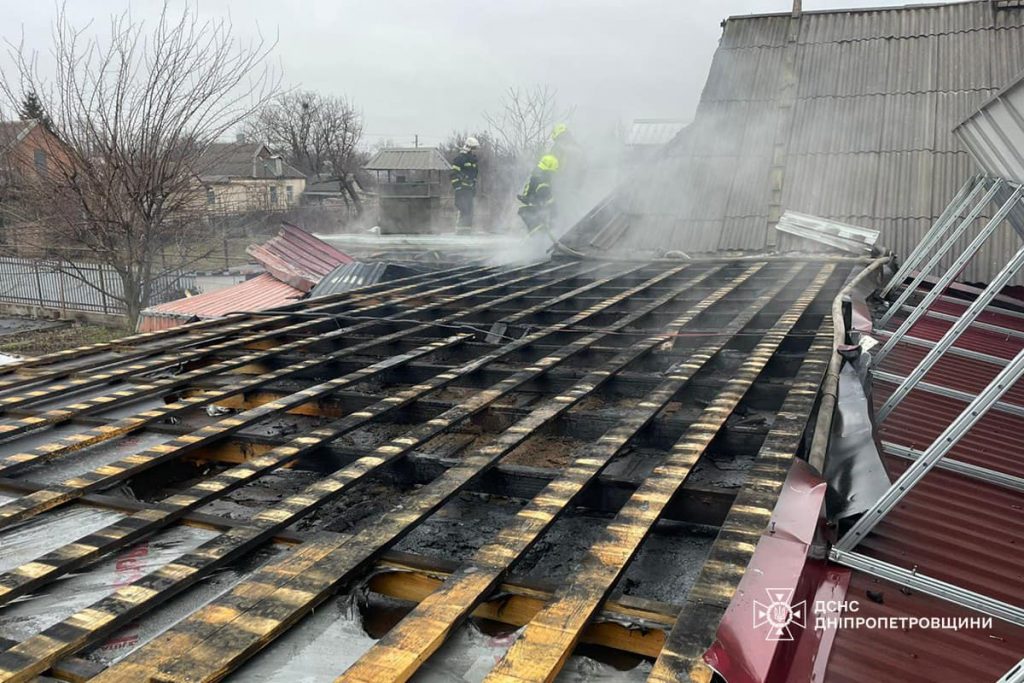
837;342;1024;552
876;177;1002;331
997;657;1024;683
876;183;1024;419
879;174;985;299
833;174;1024;638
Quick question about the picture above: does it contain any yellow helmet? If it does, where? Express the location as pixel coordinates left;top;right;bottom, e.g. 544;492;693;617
551;123;569;139
538;154;560;172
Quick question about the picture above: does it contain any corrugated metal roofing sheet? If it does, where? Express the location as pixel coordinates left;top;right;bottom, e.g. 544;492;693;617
564;0;1024;280
138;274;302;332
308;262;421;298
625;119;688;147
823;279;1024;682
246;223;353;293
363;147;451;171
827;570;1024;683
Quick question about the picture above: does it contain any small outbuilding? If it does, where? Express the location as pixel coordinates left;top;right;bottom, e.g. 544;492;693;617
363;147;452;234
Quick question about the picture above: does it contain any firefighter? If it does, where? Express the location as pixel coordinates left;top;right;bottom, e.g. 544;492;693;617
548;123;578;160
450;137;480;229
517;154;559;236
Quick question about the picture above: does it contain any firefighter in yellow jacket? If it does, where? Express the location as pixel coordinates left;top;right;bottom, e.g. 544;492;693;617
517;154;559;236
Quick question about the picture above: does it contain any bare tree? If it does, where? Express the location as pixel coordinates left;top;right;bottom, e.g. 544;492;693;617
247;91;365;213
0;4;279;329
483;85;573;161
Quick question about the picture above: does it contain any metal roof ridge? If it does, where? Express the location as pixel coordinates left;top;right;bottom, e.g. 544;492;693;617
724;0;982;23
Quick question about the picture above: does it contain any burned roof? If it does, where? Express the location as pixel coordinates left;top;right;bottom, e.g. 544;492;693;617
565;0;1024;282
0;255;855;681
364;147;452;171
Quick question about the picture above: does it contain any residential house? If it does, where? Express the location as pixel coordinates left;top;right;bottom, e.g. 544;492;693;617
0;119;65;192
198;141;306;214
0;119;71;241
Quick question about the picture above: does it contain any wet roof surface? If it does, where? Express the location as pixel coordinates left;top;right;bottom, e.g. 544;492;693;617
0;257;851;681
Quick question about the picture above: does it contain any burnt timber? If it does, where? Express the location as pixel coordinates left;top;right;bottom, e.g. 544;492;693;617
0;257;854;682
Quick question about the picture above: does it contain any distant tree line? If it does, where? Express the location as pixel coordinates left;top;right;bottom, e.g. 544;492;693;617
245;91;368;214
0;0;580;329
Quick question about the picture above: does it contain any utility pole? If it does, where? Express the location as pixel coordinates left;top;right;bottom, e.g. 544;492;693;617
414;134;419;148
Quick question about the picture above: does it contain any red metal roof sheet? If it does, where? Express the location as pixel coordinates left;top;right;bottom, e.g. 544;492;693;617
883;313;1024;360
246;223;353;292
138;274;303;332
822;283;1024;682
877;344;1018;400
826;571;1024;683
875;382;1024;478
860;460;1024;604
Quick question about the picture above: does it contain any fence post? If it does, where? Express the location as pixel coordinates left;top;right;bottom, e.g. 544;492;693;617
34;261;43;309
98;264;109;315
58;267;65;311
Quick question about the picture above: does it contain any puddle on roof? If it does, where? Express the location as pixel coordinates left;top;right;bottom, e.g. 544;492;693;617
0;524;216;643
236;589;650;682
0;502;123;572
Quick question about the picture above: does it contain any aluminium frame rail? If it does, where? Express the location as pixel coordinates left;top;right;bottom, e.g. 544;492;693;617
879;174;985;299
834;173;1024;630
876;178;1003;332
875;180;1013;349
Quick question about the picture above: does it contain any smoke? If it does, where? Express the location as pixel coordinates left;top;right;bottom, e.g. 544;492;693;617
486;120;631;265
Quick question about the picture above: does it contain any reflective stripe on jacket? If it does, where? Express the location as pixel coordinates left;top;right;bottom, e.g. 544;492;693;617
520;169;554;206
450;151;479;190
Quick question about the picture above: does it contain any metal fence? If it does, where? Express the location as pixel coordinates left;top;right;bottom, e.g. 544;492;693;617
0;257;195;315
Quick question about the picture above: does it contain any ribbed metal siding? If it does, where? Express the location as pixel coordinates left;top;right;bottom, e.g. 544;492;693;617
585;1;1024;279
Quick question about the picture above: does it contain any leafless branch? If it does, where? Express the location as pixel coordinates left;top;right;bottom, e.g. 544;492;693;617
0;2;281;328
246;90;365;212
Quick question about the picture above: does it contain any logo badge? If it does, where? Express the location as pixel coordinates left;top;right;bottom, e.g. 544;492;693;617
753;588;806;641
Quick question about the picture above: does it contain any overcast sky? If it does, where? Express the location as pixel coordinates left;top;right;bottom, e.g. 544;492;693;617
5;0;923;147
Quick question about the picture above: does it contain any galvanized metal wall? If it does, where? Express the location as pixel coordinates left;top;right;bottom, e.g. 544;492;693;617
0;256;195;315
583;1;1024;283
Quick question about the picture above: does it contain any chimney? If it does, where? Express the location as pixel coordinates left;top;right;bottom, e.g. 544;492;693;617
792;0;802;15
236;132;245;143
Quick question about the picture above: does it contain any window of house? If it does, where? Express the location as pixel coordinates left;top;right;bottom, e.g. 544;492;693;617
286;185;294;203
206;188;216;205
33;149;47;176
270;186;278;206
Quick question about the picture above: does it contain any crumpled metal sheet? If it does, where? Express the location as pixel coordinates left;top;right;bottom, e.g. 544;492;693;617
702;460;828;683
775;212;880;255
823;357;891;521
